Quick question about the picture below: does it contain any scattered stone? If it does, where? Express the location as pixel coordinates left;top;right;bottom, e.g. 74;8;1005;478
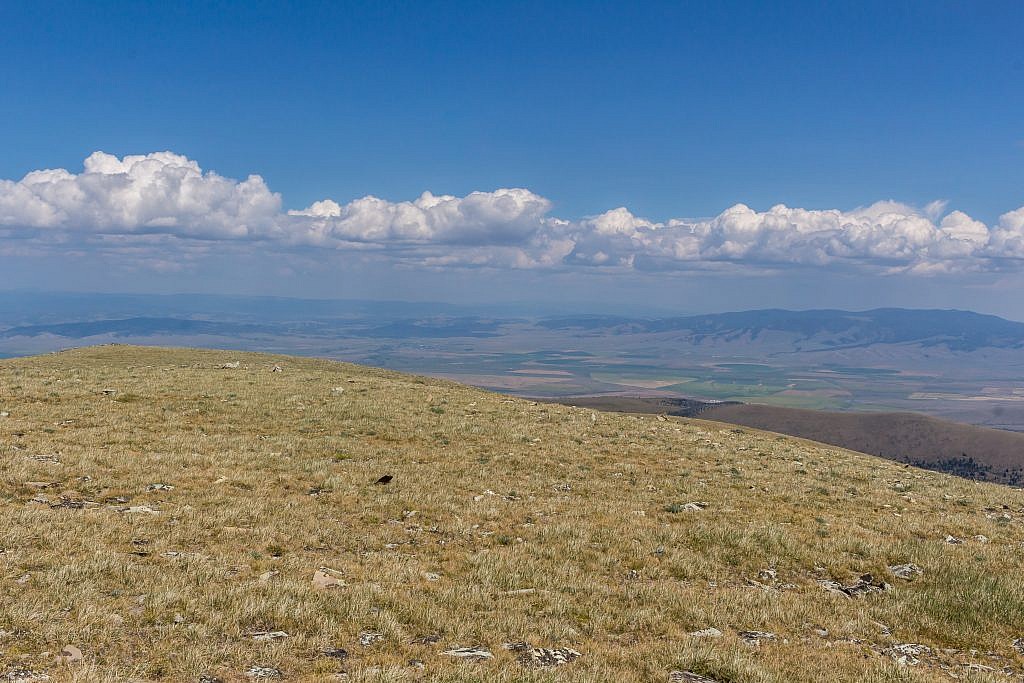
359;632;384;647
738;631;777;645
945;535;964;544
0;411;9;417
147;483;174;492
517;647;581;668
503;641;530;652
270;365;283;373
408;659;425;669
312;567;346;590
321;647;348;660
116;505;160;515
373;475;393;485
198;676;224;683
442;647;493;660
974;534;990;543
688;627;723;638
50;497;98;510
411;634;441;645
331;387;345;395
504;588;537;595
889;563;923;580
1013;637;1024;654
681;501;708;511
669;672;723;683
244;666;282;679
818;574;890;598
250;631;289;642
884;643;931;666
58;644;83;662
219;362;241;370
758;568;777;582
259;570;279;582
4;669;50;682
423;572;441;582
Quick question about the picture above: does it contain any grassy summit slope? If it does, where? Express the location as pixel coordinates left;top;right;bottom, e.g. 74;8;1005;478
1;346;1023;682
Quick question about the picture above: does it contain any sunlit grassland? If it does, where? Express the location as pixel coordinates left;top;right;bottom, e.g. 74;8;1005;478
0;346;1022;682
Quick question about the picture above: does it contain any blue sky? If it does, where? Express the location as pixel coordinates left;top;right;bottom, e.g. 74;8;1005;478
1;1;1023;315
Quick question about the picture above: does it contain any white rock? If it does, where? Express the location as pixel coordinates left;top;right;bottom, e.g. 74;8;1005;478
312;567;346;590
244;666;282;679
359;632;384;647
889;563;922;580
442;647;493;660
689;627;723;638
251;631;289;642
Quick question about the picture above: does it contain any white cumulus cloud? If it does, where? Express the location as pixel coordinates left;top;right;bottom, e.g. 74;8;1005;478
1;151;281;239
1;150;1023;275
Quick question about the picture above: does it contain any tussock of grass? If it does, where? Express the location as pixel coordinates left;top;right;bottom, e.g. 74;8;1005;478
0;346;1022;682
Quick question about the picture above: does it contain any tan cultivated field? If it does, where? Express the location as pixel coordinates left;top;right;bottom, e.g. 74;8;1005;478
1;346;1023;682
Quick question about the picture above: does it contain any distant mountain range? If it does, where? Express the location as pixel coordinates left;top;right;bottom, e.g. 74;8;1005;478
4;305;1024;353
539;308;1024;352
3;296;1024;431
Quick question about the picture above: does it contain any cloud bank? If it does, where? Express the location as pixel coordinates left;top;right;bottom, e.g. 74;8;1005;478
2;151;1023;274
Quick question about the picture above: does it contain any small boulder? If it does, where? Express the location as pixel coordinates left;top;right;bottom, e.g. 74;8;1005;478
818;573;890;598
359;632;384;647
244;666;282;679
312;568;346;590
669;673;724;683
738;631;776;646
688;627;723;638
889;563;922;580
5;669;50;682
58;645;83;663
884;643;930;666
517;647;581;667
442;647;493;660
250;631;289;642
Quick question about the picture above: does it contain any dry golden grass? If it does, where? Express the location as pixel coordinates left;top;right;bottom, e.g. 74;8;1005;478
1;345;1023;682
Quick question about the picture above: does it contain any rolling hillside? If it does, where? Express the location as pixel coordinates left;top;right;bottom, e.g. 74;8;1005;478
1;347;1023;682
698;404;1024;485
553;397;1024;485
